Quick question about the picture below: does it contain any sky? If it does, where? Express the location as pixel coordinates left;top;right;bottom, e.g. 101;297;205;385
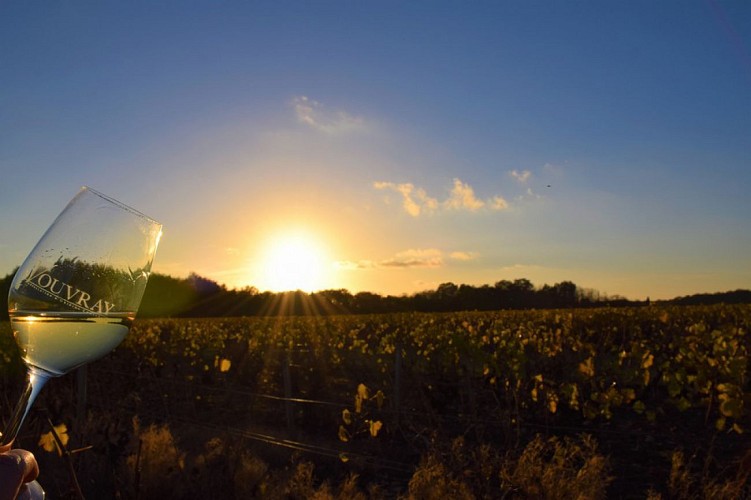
1;1;749;300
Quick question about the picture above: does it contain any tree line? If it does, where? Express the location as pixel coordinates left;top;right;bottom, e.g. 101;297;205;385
1;269;749;319
129;274;639;317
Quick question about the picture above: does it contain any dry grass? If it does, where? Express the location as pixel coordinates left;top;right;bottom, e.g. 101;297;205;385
499;434;612;500
91;420;748;499
644;449;750;500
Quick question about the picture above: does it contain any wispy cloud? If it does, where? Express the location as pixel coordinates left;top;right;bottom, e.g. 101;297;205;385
509;164;564;201
489;196;509;210
374;178;508;217
382;248;443;268
335;248;478;270
496;263;545;273
335;248;442;269
510;169;531;183
444;178;485;211
332;260;371;271
373;182;439;216
449;251;479;261
292;96;365;135
519;187;542;201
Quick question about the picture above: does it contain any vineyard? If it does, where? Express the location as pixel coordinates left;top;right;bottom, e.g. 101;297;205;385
1;304;750;498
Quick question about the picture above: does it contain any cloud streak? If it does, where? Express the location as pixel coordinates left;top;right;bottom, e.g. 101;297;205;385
292;96;365;135
374;178;508;217
335;248;478;270
449;251;479;261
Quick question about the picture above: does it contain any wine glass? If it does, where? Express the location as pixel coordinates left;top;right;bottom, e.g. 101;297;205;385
3;186;162;494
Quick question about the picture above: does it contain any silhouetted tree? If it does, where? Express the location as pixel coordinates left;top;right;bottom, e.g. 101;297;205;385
353;291;387;314
0;269;18;321
139;273;199;317
4;266;745;319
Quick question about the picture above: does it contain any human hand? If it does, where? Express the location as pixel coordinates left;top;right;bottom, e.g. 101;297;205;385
0;445;39;500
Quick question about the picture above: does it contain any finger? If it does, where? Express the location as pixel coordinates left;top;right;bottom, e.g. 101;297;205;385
0;453;24;500
0;449;39;500
6;450;39;483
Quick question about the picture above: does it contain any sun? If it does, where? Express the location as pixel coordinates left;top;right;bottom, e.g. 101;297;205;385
256;231;331;292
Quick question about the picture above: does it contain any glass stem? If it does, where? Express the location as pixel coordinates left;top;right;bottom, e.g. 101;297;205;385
2;368;51;447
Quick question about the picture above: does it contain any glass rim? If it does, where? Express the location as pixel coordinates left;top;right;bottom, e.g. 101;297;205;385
82;186;162;227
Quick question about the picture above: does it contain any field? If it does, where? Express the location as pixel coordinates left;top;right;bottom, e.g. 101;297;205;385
1;304;750;498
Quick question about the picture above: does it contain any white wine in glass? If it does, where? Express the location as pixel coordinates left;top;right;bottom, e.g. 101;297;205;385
3;186;162;494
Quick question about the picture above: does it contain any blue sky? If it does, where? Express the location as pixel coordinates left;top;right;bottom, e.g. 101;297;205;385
1;1;749;299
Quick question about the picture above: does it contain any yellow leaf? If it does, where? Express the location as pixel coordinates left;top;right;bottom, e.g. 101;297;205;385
548;397;558;414
338;425;350;442
568;383;580;410
38;432;57;454
219;358;231;373
369;420;383;437
357;383;369;400
642;353;654;369
342;409;352;425
339;453;350;463
578;357;595;378
38;423;69;456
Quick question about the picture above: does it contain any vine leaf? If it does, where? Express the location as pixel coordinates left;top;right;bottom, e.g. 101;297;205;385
39;423;69;456
579;357;595;377
368;420;383;437
338;425;350;442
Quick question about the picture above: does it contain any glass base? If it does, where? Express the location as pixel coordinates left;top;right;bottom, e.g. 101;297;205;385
17;480;45;499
